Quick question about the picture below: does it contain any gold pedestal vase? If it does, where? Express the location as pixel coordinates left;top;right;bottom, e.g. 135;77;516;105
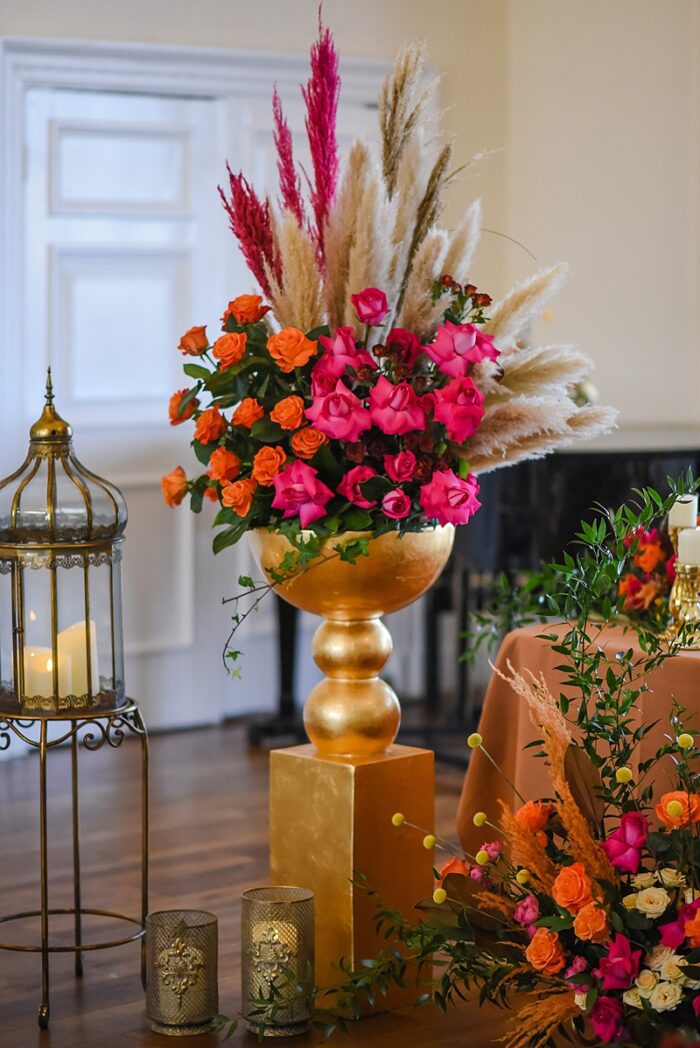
249;526;454;1005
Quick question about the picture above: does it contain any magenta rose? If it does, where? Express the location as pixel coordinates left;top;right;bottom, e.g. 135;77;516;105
694;995;700;1018
369;375;425;435
317;326;377;378
425;320;499;378
660;898;700;949
601;811;648;873
590;997;627;1044
384;450;417;483
350;287;389;326
564;956;591;993
305;378;372;442
432;376;485;443
514;894;540;928
337;465;378;509
419;469;481;527
311;369;337;397
382;489;411;520
595;934;642;991
386;327;424;367
271;461;334;528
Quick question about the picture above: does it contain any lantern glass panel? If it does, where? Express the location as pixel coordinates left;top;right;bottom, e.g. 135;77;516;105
0;566;13;704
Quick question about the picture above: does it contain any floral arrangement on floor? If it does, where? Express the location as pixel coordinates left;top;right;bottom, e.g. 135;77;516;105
161;18;616;567
307;484;699;1048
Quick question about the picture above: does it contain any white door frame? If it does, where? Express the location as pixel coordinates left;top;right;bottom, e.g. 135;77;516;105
0;35;386;460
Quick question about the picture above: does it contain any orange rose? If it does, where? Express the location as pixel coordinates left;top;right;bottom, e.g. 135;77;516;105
208;447;241;483
221;477;257;517
233;397;265;429
291;426;328;460
551;862;594;914
270;395;305;431
656;791;700;828
169;388;198;426
524;927;566;975
439;857;469;882
213;332;247;370
194;407;227;445
161;466;188;508
684;913;700;947
267;327;317;372
252;445;287;486
178;325;208;356
634;542;665;574
204;487;219;502
573;902;609;944
221;294;270;327
514;800;554;834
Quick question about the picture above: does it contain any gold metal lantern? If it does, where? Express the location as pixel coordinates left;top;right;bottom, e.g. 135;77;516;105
0;372;127;713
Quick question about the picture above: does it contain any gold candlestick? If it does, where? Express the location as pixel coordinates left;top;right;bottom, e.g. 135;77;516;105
668;562;700;647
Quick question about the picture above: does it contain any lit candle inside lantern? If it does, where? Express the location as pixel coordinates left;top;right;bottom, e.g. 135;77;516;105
678;528;700;566
58;620;100;698
24;646;72;699
669;495;698;529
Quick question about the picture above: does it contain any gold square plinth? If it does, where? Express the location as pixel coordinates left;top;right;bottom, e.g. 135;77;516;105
269;744;434;1009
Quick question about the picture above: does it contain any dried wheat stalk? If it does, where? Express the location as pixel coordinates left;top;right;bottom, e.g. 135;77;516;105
396;228;449;337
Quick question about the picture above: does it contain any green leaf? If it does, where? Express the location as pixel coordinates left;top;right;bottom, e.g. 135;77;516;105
183;364;211;380
250;417;286;443
192;440;212;465
189;488;203;514
306;324;331;341
212;519;249;554
342;508;373;530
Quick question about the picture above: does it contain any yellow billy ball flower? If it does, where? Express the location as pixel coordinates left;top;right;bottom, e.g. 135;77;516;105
473;811;488;827
678;733;694;750
432;888;447;905
516;869;530;885
475;849;490;866
667;800;684;819
616;767;633;784
391;812;405;827
467;732;483;749
422;834;437;850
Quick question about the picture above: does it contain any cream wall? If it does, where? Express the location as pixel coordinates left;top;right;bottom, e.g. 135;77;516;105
2;0;699;437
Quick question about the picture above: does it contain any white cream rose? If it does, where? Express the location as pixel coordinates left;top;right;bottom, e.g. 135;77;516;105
632;871;657;889
622;988;643;1010
635;969;659;997
649;981;683;1012
660;956;686;982
658;867;685;889
636;886;671;917
646;945;676;972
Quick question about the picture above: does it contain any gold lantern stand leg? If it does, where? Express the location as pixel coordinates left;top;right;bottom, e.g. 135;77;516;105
0;701;149;1029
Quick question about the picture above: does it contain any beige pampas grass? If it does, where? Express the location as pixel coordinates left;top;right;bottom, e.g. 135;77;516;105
265;210;322;333
464;394;575;462
323;140;372;329
343;165;395;328
396;142;453;311
484;264;568;348
442;198;482;284
378;41;435;197
396;228;448;337
490;344;592;400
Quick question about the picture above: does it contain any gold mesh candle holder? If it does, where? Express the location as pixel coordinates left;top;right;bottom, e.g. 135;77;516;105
669;563;700;646
146;910;218;1036
241;887;314;1038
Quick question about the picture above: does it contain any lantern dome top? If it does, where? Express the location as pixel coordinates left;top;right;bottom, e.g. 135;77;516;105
0;373;127;546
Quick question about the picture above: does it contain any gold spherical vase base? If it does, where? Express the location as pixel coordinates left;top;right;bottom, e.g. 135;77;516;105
248;526;455;757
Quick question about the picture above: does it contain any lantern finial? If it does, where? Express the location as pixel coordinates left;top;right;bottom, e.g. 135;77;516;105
30;372;72;443
45;367;54;406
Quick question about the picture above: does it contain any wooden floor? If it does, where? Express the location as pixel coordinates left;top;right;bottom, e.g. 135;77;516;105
0;724;511;1047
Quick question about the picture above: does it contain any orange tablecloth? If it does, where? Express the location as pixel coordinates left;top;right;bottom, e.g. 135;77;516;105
457;622;700;857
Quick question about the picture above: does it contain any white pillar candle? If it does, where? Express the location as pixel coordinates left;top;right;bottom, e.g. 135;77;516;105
58;620;100;699
24;646;72;699
678;528;700;566
669;495;698;529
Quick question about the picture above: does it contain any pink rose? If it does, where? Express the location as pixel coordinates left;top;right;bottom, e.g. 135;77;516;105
311;369;338;397
660;899;700;950
305;378;372;442
564;956;591;993
481;841;501;861
351;287;389;326
694;996;700;1018
317;326;376;378
369;375;425;435
382;489;411;520
337;465;378;509
469;867;486;883
601;811;648;874
595;934;642;991
432;376;485;443
667;553;677;584
386;327;424;368
271;461;334;528
384;450;417;483
590;997;627;1044
419;469;481;527
425;321;499;377
514;894;540;927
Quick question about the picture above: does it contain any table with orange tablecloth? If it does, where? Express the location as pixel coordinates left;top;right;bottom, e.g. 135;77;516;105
457;622;700;856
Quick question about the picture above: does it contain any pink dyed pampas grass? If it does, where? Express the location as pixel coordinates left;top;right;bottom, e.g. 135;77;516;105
272;86;306;226
301;12;340;263
218;166;280;297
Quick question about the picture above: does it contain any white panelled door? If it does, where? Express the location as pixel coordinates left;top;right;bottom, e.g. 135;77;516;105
6;41;424;731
